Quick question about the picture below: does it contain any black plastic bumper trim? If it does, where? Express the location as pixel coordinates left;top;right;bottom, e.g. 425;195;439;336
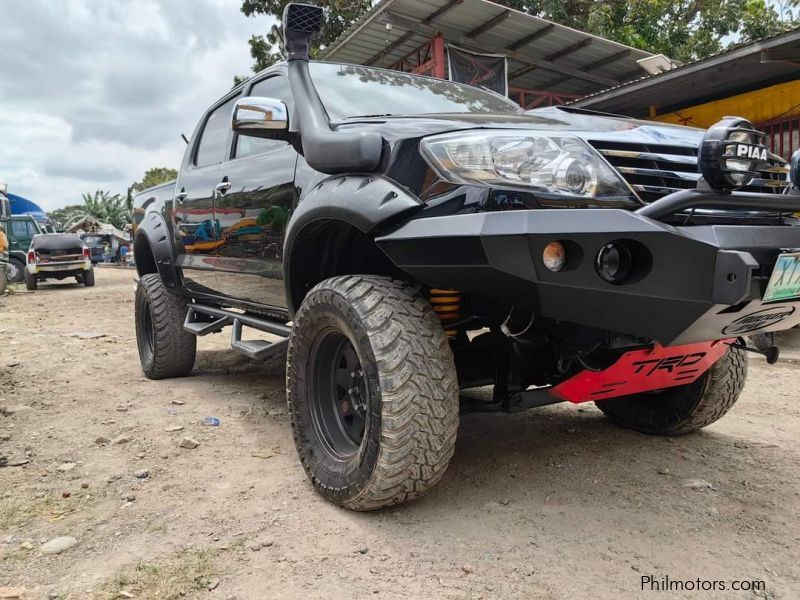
377;208;800;345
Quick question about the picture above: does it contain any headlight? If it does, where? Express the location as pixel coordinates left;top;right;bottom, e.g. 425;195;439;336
419;130;632;199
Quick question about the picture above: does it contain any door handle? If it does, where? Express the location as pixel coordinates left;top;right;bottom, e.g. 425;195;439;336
214;181;232;195
175;189;188;202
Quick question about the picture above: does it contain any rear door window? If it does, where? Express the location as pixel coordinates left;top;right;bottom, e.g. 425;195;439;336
10;221;27;239
195;94;240;167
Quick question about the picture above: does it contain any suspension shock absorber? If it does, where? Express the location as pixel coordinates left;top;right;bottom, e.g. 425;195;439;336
428;288;462;338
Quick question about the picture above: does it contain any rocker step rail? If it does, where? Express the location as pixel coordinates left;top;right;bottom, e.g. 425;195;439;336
184;304;291;361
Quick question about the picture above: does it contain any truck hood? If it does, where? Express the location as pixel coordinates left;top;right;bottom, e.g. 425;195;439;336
338;106;704;148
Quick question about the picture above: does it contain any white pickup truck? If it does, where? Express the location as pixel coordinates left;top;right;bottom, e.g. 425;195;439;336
25;233;95;290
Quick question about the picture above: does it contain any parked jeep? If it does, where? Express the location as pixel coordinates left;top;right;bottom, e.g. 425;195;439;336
25;233;95;290
1;214;42;283
133;4;800;510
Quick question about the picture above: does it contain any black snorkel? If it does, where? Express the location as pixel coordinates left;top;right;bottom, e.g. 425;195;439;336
282;3;383;174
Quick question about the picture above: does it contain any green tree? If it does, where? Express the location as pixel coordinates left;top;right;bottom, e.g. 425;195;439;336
131;167;178;193
241;0;798;70
80;190;130;230
47;204;86;231
559;0;800;63
241;0;371;72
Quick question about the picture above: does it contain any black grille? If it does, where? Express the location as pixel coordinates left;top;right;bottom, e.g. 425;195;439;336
589;140;790;203
284;4;323;33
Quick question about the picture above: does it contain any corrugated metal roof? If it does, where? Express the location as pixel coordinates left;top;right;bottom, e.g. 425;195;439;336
571;27;800;116
321;0;653;97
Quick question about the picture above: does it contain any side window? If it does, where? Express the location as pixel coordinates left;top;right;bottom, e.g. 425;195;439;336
234;76;292;159
27;221;40;236
10;221;27;239
195;94;241;167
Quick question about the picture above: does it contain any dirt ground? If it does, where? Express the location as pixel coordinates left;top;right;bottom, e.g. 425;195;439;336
1;267;799;599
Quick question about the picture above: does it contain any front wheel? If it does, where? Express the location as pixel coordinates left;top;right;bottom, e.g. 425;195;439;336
287;275;459;510
135;273;196;379
8;258;24;283
596;346;747;435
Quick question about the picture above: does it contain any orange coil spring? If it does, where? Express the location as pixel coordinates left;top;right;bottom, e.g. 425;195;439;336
428;288;462;337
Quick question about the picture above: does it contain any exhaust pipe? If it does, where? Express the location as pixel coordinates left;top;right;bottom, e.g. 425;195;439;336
282;3;383;174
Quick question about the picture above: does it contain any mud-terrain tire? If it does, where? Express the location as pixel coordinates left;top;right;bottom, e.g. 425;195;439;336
8;258;24;283
287;275;459;510
596;346;747;435
135;273;196;379
24;270;37;291
83;268;95;287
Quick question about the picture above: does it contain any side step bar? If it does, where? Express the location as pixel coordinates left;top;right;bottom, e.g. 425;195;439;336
183;304;291;361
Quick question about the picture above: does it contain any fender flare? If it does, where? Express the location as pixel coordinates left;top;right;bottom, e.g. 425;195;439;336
283;174;422;313
134;211;180;288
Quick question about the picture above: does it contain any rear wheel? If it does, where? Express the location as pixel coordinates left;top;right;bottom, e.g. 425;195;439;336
288;275;459;510
0;269;7;295
8;258;24;283
135;273;196;379
596;346;747;435
24;270;37;291
83;268;95;287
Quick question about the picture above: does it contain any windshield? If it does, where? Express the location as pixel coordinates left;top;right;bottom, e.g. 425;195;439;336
82;235;107;245
310;62;522;120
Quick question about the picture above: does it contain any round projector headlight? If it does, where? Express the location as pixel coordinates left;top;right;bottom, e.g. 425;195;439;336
699;117;768;190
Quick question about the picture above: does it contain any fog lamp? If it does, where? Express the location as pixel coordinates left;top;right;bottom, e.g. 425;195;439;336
543;241;566;272
699;117;768;190
596;241;631;284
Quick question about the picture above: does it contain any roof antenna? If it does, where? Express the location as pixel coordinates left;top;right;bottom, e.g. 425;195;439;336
181;134;189;145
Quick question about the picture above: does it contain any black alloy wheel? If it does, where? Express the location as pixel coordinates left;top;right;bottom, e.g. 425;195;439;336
309;330;369;458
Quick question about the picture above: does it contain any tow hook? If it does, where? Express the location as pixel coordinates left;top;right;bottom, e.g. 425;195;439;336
733;335;780;364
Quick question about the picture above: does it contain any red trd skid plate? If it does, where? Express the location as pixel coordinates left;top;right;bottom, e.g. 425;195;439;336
551;340;732;404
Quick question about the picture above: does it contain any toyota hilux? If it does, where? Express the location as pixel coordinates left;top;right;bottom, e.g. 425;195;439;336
132;3;800;510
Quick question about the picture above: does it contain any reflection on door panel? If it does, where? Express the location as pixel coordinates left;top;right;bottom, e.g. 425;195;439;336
174;92;240;295
173;181;222;295
212;144;297;308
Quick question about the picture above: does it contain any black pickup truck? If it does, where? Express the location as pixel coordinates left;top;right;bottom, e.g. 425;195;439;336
134;3;800;510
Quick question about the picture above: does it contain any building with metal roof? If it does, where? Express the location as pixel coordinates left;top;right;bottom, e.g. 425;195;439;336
571;28;800;159
321;0;654;108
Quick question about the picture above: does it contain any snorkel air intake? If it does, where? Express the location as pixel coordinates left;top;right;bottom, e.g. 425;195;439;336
282;3;383;174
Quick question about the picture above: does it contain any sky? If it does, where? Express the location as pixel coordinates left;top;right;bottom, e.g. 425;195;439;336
0;0;273;211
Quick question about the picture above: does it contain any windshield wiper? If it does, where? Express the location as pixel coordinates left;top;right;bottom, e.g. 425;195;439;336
348;114;394;118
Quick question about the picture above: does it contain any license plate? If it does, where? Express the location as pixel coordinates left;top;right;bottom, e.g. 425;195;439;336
763;252;800;302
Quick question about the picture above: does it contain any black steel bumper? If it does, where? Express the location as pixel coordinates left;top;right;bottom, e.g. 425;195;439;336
376;189;800;345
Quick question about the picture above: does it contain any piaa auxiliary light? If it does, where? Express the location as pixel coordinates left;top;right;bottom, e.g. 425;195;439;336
699;117;769;190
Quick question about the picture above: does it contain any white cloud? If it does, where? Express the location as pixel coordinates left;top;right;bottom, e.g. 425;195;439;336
0;0;274;211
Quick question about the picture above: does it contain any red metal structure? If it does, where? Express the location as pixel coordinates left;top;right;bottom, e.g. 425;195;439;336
387;31;579;108
388;34;447;78
759;115;800;161
509;86;580;109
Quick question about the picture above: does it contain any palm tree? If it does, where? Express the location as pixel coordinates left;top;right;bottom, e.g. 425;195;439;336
80;190;130;230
